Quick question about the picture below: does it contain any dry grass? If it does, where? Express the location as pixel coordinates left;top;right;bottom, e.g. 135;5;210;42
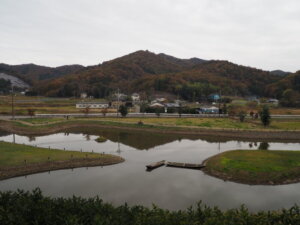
0;141;115;167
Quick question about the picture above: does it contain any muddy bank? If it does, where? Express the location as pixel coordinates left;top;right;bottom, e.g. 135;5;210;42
0;157;124;181
1;120;300;141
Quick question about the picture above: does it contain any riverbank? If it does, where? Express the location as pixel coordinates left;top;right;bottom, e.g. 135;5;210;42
0;141;124;181
1;118;300;141
203;150;300;185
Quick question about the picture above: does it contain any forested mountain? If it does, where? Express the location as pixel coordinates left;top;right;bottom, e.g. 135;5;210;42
1;50;298;101
33;50;208;97
270;70;291;77
266;71;300;97
0;63;84;84
131;60;280;99
158;53;206;68
265;71;300;106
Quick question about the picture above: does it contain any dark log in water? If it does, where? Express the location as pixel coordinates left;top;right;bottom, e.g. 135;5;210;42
146;160;165;171
166;161;205;170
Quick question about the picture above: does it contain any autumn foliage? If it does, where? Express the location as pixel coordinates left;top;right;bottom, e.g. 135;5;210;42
4;50;298;102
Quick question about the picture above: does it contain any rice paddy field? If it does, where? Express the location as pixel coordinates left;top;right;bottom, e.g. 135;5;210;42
0;95;113;114
1;95;300;115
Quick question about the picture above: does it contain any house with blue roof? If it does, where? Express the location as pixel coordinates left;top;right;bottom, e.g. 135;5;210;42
208;93;221;101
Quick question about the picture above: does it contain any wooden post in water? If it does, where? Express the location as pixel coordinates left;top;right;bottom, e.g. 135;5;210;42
11;85;15;120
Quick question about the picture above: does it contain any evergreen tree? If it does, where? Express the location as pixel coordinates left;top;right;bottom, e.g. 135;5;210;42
119;105;128;117
260;105;271;127
238;111;246;122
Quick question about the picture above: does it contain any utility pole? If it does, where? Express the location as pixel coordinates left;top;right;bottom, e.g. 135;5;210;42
117;88;120;118
218;90;221;118
116;133;121;154
11;85;15;120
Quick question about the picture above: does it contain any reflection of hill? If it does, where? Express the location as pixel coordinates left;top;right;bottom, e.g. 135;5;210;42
65;127;229;150
1;127;265;150
0;130;10;137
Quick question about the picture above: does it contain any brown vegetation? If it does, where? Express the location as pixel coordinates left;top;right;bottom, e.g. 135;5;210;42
1;119;300;141
0;157;124;181
27;51;288;99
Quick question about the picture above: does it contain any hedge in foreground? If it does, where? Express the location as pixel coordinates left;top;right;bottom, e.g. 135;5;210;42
1;189;300;225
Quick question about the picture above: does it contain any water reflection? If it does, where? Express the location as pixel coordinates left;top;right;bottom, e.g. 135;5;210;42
0;129;300;211
85;134;91;141
28;136;36;142
0;130;10;136
258;142;270;150
0;127;287;151
0;129;295;154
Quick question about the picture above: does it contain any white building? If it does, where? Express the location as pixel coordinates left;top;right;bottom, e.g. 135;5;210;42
164;103;180;108
76;102;109;109
149;103;164;108
80;93;87;98
131;93;140;102
267;99;279;105
199;106;219;114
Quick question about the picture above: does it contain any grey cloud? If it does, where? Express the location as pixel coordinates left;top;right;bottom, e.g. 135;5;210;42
0;0;299;71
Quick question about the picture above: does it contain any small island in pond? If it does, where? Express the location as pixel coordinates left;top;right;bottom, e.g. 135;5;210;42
203;150;300;185
0;141;124;181
95;136;107;143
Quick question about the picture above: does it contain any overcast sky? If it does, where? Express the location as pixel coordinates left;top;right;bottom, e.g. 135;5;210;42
0;0;299;72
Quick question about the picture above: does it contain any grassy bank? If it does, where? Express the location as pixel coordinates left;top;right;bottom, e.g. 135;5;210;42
1;188;300;225
18;117;300;130
204;150;300;185
81;117;300;130
0;142;124;180
1;118;300;141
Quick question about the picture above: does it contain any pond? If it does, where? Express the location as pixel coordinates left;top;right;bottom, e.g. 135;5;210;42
0;128;300;211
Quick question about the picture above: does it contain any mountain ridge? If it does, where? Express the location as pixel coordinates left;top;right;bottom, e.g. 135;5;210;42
0;50;298;100
0;63;84;84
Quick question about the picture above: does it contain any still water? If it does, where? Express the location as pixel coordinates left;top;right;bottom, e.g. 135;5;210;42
0;128;300;211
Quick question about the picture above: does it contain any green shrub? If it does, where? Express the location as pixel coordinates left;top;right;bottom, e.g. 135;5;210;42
119;105;128;117
260;105;271;127
95;136;107;143
1;189;300;225
238;111;246;122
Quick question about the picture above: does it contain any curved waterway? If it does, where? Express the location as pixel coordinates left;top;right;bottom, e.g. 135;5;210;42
0;129;300;211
